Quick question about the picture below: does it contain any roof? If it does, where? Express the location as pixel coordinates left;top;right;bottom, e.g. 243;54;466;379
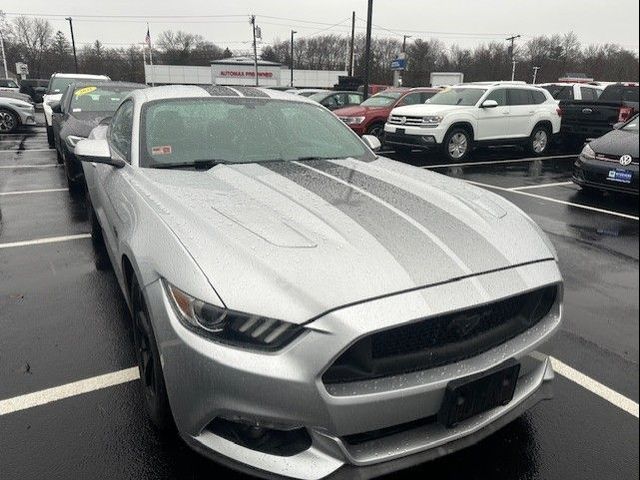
131;84;316;105
68;81;147;90
211;56;282;67
50;73;111;80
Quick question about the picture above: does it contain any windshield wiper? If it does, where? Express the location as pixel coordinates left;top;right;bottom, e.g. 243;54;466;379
150;159;230;170
294;156;341;162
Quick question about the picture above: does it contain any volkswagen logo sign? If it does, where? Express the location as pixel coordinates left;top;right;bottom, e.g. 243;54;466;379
582;108;593;114
620;154;633;166
399;117;407;125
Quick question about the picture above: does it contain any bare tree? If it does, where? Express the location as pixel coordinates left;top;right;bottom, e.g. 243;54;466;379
10;16;53;77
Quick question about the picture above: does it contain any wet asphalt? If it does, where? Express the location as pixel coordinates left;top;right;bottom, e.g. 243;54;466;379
0;119;638;480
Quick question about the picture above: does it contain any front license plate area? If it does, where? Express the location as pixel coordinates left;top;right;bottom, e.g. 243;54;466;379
396;128;406;135
438;359;520;428
607;169;633;184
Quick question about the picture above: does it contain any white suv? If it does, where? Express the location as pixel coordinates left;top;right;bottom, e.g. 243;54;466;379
384;81;561;161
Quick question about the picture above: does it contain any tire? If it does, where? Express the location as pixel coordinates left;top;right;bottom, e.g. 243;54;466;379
0;108;19;134
56;145;64;164
89;201;112;271
46;125;55;147
62;151;84;197
442;127;472;162
528;124;551;156
130;276;174;431
579;185;603;196
366;122;385;140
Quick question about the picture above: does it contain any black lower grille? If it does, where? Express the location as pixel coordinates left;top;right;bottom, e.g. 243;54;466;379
323;285;558;385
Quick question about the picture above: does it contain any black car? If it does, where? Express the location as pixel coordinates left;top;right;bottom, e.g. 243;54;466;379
19;78;49;104
50;81;146;193
573;114;639;195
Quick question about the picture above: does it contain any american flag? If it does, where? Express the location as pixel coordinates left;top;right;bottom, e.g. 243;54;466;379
145;26;151;47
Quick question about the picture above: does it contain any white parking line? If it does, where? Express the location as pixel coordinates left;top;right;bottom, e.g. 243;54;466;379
421;154;577;169
0;164;60;169
510;181;574;191
0;368;139;416
0;188;68;196
0;356;636;418
550;357;639;418
0;148;54;154
466;180;639;221
0;233;91;250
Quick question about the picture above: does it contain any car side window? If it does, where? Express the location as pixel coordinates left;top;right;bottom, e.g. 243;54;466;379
507;89;532;106
348;93;362;105
531;90;547;104
580;87;597;101
321;95;339;108
485;89;507;106
398;92;422;106
109;100;134;162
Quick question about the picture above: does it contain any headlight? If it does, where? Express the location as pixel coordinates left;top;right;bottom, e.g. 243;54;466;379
341;116;365;125
580;143;595;160
65;135;86;152
422;115;443;125
164;281;304;351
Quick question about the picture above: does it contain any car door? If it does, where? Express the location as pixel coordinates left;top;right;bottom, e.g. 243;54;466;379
93;100;135;257
52;85;71;151
475;88;510;140
507;89;534;138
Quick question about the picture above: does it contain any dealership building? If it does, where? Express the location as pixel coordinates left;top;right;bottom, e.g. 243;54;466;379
144;56;346;89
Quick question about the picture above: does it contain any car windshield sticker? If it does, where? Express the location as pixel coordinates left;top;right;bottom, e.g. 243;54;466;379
75;86;97;96
152;145;172;155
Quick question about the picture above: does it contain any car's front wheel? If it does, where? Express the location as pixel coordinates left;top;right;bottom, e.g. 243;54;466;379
46;125;55;147
130;276;174;431
0;109;19;134
366;122;385;140
528;125;551;156
443;128;472;162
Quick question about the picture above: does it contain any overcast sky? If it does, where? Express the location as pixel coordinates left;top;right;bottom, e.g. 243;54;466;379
6;0;640;54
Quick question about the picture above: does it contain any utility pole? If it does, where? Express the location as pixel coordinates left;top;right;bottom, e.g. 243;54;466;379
402;35;412;53
290;30;296;87
0;11;8;79
532;66;541;84
506;34;520;81
66;17;78;73
250;15;259;87
362;0;373;100
348;11;356;77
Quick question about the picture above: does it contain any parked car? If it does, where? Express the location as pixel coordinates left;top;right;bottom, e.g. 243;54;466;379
538;82;603;103
559;82;639;142
334;87;440;140
0;95;37;133
19;78;49;104
50;81;147;193
308;90;363;110
384;82;562;161
573;114;638;195
75;84;562;480
0;78;20;93
43;73;111;147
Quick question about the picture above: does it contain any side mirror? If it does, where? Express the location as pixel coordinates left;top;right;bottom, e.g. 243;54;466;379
76;139;125;168
481;100;499;109
50;101;62;114
612;122;624;130
362;134;382;152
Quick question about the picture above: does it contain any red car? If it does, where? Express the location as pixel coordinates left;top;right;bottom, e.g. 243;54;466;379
334;87;440;139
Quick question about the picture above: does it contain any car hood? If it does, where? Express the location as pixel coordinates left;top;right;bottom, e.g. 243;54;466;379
134;158;555;322
391;104;465;116
590;129;639;159
333;105;390;117
60;112;112;139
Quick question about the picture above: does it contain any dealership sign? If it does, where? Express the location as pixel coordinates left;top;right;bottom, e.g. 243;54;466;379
220;70;274;78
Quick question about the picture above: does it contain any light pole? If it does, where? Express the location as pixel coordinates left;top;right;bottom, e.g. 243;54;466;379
65;17;78;73
506;34;521;81
290;30;296;87
0;11;8;78
362;0;373;100
532;66;541;84
402;35;412;53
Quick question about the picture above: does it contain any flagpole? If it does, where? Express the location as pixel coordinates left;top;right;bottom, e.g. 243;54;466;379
147;23;155;86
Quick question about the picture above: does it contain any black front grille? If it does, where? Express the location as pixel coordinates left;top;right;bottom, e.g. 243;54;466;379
323;285;558;385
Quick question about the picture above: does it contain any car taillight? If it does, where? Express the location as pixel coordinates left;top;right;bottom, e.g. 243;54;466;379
618;106;633;122
556;107;562;117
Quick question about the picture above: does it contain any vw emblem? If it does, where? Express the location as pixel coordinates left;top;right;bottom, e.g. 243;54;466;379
582;108;593;114
620;155;633;166
399;117;407;125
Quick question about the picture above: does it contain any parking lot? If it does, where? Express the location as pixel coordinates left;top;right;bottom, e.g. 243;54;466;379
0;116;637;480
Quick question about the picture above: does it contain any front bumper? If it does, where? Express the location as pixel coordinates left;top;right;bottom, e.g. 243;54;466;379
384;123;447;150
144;260;562;480
573;155;639;195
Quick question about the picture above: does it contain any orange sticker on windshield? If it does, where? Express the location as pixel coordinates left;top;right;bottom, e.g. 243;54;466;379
152;145;172;155
75;86;97;96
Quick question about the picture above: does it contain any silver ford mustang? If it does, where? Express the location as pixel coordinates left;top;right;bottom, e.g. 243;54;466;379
77;85;563;479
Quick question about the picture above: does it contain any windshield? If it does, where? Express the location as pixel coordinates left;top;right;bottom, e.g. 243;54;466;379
140;98;370;167
622;115;639;132
70;85;138;113
49;77;105;94
297;91;322;97
0;79;19;88
426;88;487;106
600;86;639;103
308;92;329;102
541;84;573;100
361;92;403;107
